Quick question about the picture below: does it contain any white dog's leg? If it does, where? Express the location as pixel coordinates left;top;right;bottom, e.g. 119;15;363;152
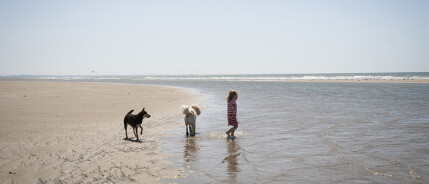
187;124;191;136
192;123;196;136
185;115;189;136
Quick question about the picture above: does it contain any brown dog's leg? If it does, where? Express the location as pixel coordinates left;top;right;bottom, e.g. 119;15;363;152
133;127;139;140
140;125;143;135
124;122;128;139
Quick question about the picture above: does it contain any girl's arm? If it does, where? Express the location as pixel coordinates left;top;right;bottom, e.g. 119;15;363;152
233;102;237;117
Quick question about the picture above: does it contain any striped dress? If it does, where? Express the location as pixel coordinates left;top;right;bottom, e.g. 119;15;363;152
227;99;238;126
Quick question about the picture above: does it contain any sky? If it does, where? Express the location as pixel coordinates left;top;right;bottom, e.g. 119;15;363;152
0;0;428;75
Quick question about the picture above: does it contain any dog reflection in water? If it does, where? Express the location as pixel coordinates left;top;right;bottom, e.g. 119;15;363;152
184;137;199;163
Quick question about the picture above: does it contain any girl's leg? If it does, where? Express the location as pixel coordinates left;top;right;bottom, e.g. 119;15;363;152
230;125;238;137
226;126;232;136
226;125;236;136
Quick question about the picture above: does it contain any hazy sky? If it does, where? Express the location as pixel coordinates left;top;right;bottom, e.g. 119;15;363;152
1;0;428;75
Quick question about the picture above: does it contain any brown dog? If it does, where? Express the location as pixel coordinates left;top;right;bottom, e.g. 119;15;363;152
123;107;151;141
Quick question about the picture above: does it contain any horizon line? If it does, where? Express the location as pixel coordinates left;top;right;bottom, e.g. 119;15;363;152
1;71;429;77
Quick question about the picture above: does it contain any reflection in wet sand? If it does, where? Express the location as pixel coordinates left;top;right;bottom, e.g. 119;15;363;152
184;137;199;163
223;138;241;182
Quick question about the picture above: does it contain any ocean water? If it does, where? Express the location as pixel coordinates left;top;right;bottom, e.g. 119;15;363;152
3;73;429;183
155;79;429;184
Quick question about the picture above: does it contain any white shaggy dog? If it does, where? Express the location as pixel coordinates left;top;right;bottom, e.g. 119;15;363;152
181;105;201;136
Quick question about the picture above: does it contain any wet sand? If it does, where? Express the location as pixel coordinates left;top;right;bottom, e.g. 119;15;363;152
0;81;201;183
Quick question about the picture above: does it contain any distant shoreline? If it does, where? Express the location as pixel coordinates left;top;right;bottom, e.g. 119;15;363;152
228;78;429;83
1;73;429;84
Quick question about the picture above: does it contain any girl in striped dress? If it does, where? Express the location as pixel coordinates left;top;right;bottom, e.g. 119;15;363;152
226;90;239;137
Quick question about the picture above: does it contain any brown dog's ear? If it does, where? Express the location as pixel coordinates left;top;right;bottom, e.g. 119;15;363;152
142;107;145;111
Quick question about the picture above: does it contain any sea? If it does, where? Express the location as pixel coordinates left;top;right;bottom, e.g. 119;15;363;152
2;72;429;183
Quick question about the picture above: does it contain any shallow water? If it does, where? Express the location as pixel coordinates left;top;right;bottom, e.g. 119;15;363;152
4;76;429;183
158;81;429;184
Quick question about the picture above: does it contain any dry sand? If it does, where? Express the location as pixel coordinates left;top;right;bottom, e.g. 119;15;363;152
0;81;201;183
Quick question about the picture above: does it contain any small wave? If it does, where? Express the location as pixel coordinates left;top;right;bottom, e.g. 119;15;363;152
365;166;394;178
330;143;338;151
182;131;246;141
292;157;305;163
409;167;422;180
388;158;401;165
317;132;330;136
339;155;354;164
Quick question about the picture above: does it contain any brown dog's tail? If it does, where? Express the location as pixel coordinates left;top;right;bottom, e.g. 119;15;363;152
126;109;134;115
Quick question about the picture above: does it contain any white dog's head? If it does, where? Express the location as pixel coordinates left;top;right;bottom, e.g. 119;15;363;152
181;105;201;116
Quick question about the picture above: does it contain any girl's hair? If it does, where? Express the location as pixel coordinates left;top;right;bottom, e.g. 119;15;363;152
226;90;238;103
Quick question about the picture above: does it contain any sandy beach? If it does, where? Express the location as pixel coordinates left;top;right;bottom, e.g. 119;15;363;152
0;81;201;183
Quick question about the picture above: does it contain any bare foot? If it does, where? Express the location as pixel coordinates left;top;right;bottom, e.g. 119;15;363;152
226;131;230;136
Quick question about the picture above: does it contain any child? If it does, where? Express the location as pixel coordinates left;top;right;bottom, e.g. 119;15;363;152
226;90;239;137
